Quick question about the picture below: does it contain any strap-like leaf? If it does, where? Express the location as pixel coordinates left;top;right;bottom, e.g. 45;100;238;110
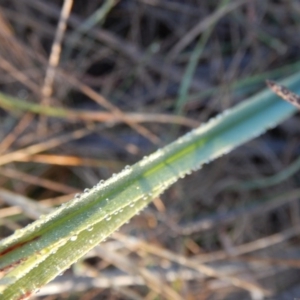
0;73;300;299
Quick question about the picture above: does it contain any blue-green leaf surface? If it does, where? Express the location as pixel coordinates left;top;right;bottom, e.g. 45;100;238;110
0;73;299;299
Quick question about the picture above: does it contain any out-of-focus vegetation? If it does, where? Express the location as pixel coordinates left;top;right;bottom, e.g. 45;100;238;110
1;1;300;299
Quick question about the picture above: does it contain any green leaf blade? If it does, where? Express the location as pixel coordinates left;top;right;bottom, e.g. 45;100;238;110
0;72;300;299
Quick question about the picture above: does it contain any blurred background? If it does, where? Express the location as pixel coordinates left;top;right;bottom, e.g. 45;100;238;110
1;0;300;299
